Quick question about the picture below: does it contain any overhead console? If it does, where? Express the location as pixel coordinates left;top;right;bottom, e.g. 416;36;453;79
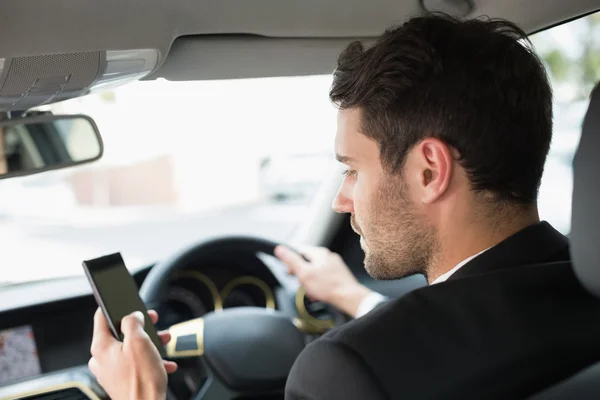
0;49;158;111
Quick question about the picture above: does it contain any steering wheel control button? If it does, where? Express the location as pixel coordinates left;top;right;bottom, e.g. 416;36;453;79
175;334;199;352
167;318;204;358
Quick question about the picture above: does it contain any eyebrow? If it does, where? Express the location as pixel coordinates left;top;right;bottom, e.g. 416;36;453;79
335;154;355;164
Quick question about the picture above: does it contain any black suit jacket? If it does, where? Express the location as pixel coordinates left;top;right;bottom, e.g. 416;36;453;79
285;222;600;399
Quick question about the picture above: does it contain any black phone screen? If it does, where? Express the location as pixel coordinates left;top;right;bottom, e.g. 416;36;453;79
82;253;166;358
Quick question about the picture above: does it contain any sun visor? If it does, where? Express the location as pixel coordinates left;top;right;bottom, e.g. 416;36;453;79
0;49;158;112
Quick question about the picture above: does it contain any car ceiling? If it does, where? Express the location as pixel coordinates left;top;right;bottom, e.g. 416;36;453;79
0;0;598;82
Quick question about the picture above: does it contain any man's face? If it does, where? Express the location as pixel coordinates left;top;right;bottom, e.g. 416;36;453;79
332;108;436;279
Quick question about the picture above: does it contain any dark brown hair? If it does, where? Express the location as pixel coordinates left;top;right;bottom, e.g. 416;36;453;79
330;13;553;204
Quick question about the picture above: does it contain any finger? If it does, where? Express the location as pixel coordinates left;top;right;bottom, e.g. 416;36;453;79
275;245;309;275
301;247;330;261
148;310;159;325
159;331;172;346
90;308;114;357
88;357;99;377
163;360;178;374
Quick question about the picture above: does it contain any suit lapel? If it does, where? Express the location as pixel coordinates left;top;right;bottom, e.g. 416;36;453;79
448;221;570;281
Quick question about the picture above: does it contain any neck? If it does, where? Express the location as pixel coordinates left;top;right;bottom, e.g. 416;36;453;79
427;204;540;284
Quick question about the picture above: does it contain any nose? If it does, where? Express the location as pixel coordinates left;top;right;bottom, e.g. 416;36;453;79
332;187;354;214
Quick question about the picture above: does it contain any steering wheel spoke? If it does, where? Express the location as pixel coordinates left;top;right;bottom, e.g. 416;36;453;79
165;308;305;399
194;358;238;400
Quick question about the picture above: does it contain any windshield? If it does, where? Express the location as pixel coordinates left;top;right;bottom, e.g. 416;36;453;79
0;12;597;285
0;76;338;283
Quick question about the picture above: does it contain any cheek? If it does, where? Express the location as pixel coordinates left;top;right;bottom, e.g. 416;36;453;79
352;175;374;217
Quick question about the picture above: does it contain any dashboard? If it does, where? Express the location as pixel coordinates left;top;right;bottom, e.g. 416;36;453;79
0;289;102;398
0;250;340;400
156;265;279;331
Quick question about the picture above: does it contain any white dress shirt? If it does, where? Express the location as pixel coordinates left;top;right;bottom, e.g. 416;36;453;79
355;291;389;318
355;247;490;318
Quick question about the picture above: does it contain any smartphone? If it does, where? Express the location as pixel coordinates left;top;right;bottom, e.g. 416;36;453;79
82;252;166;358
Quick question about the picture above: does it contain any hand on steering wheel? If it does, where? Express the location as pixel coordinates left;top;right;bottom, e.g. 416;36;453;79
275;245;374;318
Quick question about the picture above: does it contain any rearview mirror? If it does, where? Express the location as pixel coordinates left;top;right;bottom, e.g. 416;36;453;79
0;113;103;180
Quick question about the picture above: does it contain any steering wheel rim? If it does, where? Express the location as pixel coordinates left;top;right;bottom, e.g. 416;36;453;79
140;235;280;309
139;235;307;399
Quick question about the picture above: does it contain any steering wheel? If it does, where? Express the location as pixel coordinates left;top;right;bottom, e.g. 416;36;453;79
139;236;335;399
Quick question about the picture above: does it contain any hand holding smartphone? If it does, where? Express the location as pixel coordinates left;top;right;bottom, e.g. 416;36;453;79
82;252;167;358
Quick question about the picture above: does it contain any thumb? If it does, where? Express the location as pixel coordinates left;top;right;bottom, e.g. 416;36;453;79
121;311;147;341
275;245;309;275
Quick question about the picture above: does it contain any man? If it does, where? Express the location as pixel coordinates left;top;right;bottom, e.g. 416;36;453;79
89;13;600;400
281;14;600;399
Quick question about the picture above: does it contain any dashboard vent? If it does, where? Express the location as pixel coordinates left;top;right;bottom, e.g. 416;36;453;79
19;387;90;400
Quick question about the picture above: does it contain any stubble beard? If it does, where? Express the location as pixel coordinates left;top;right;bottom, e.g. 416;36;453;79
352;177;437;280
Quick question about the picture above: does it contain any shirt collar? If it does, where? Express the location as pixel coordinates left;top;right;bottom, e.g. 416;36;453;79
430;247;491;285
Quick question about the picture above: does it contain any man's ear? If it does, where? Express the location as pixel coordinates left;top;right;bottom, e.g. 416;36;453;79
412;138;454;204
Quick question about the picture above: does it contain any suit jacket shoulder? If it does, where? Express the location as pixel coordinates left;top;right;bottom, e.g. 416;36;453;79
285;335;388;400
286;222;600;399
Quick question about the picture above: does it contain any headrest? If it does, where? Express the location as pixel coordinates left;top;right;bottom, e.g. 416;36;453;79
571;82;600;297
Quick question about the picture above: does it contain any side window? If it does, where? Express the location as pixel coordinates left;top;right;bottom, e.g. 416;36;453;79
531;12;600;234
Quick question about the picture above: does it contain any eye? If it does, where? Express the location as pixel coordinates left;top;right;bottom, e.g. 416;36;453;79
342;169;357;179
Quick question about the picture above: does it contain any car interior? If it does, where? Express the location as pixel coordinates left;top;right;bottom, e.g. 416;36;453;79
0;0;598;399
